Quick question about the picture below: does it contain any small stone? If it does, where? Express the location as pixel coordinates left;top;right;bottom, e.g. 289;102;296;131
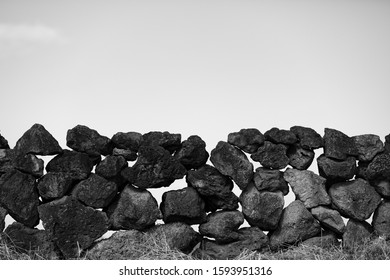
251;141;289;170
366;153;390;182
253;167;289;195
199;211;244;243
301;231;340;248
111;131;143;151
174;135;209;169
372;201;390;239
210;141;253;189
141;131;181;154
264;127;298;145
0;133;10;149
328;179;381;221
227;128;265;154
160;187;207;225
287;144;315;170
106;185;160;230
311;206;345;235
352;134;384;162
95;155;128;179
14;153;44;178
290;126;323;149
0;206;7;232
14;124;62;156
37;172;77;201
356;161;370;180
343;219;373;250
284;168;330;209
112;148;138;161
372;180;390;199
0;149;15;175
317;155;356;182
66;125;113;156
323;128;358;160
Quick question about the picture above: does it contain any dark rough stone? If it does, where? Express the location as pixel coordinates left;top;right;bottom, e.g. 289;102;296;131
356;160;370;180
284;168;330;209
287;144;315;170
240;184;284;231
352;134;384;162
227;128;265;154
0;170;39;228
199;211;244;243
106;185;160;230
323;128;358;160
160;187;207;225
111;131;143;151
72;173;118;209
264;127;298;145
14;153;44;178
0;133;10;149
210;141;253;190
0;206;7;232
37;172;77;201
95;155;128;179
141;131;181;154
251;141;289;170
317;155;356;182
38;196;109;259
66;125;113;156
195;227;268;260
253;167;289;195
372;180;390;199
343;219;374;250
301;231;339;248
0;149;15;175
311;206;345;235
112;148;138;161
366;153;390;182
328;179;382;221
385;134;390;153
290;126;323;149
269;200;321;250
174;135;209;169
14;123;62;156
46;150;94;180
372;201;390;239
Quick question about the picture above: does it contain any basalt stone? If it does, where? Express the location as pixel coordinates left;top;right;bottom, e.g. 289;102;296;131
352;134;384;162
385;134;390;153
317;155;356;182
160;187;207;225
323;128;358;160
37;172;77;201
343;219;374;250
284;168;330;209
14;153;44;178
121;145;186;189
141;131;181;154
0;133;9;149
46;150;94;180
112;148;138;161
287;145;315;170
0;206;7;232
95;155;128;179
66;125;113;156
328;179;381;221
264;127;298;145
290;126;323;149
372;180;390;199
253;167;289;195
0;170;39;228
195;227;268;260
356;161;370;180
311;206;345;235
72;173;117;209
269;200;321;250
372;201;390;239
301;231;339;248
240;184;284;231
111;131;143;152
106;185;160;230
199;211;244;244
201;192;239;212
14;123;62;156
227;128;265;154
0;149;15;175
210;141;253;190
366;153;390;182
174;135;209;169
251;141;289;170
38;196;109;259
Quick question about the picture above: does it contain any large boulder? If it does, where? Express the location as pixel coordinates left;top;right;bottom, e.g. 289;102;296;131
317;155;356;182
174;135;209;169
284;168;330;209
372;201;390;239
141;131;181;154
328;179;381;221
106;185;160;230
0;170;39;227
111;131;143;152
0;206;7;232
352;134;384;162
13;153;44;178
121;145;186;188
0;133;9;149
240;184;284;231
227;128;265;154
37;172;77;201
14;123;62;155
95;155;128;179
66;125;113;156
287;144;315;170
343;219;374;250
199;211;244;243
253;167;289;195
160;187;207;225
251;141;289;170
311;206;345;235
264;127;298;145
269;200;321;250
290;126;323;149
38;196;109;259
323;128;358;160
210;141;253;190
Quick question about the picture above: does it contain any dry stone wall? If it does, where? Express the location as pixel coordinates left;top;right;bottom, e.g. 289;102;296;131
1;124;390;259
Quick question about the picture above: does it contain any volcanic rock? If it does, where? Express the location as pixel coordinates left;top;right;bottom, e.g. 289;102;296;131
366;153;390;182
317;155;356;182
311;206;345;235
37;172;77;201
111;131;143;151
174;135;209;169
227;128;265;154
141;131;181;154
14;153;44;178
356;160;369;180
301;231;339;248
253;167;289;195
0;149;15;175
385;134;390;153
112;148;138;161
251;141;289;170
372;201;390;239
264;127;298;145
372;181;390;199
95;155;128;179
0;133;9;149
328;179;381;221
287;144;315;170
160;187;207;225
0;169;39;227
343;219;374;250
323;128;358;160
284;168;330;209
0;206;7;232
290;126;323;149
352;134;384;162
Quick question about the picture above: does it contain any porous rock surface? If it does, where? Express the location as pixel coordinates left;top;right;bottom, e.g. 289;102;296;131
323;128;358;160
372;201;390;239
317;155;356;182
311;206;345;235
174;135;209;169
253;167;289;195
290;126;323;149
227;128;265;154
37;172;77;201
251;141;289;170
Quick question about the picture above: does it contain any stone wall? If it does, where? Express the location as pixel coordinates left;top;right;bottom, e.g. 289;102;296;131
1;124;390;259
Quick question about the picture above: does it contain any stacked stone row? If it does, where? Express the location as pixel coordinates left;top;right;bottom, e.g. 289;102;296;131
0;124;390;259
